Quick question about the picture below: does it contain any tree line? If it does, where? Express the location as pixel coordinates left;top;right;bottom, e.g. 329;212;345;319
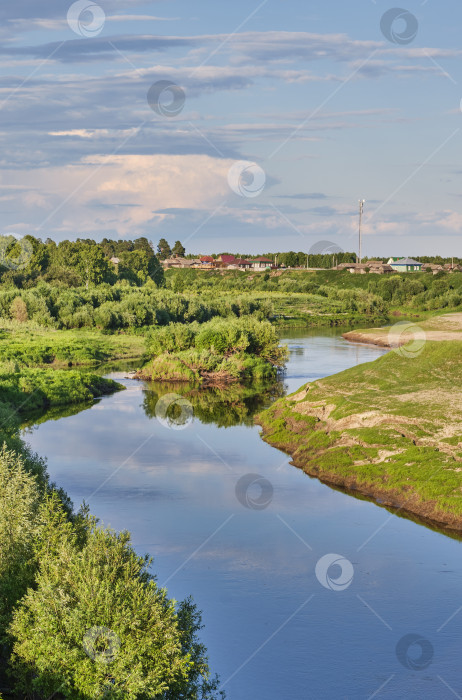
0;236;164;289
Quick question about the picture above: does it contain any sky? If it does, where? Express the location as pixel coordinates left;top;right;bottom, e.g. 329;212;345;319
1;0;462;256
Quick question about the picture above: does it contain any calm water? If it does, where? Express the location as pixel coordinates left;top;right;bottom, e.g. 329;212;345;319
23;329;462;700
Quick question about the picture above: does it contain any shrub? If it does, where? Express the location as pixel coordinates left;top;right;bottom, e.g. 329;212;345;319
10;496;190;700
0;447;44;647
10;297;28;323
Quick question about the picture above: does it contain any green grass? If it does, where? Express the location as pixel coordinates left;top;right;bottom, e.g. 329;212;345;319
0;323;146;367
0;363;123;415
258;337;462;529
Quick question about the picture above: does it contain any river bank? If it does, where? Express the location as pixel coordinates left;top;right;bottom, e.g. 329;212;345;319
342;312;462;347
257;329;462;531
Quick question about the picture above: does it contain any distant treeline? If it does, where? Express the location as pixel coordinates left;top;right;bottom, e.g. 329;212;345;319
0;235;164;289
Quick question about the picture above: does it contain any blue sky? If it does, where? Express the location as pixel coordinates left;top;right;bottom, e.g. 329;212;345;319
1;0;462;256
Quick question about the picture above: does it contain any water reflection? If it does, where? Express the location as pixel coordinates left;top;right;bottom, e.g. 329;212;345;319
143;379;285;428
20;328;462;700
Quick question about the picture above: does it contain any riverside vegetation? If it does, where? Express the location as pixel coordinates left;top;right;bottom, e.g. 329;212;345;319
258;314;462;531
2;234;462;695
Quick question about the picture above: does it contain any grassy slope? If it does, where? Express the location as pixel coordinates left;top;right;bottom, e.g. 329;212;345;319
257;338;462;530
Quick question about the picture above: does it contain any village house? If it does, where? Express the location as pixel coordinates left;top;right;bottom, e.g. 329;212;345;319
335;261;393;274
387;257;423;272
422;263;444;274
250;256;273;270
162;256;201;269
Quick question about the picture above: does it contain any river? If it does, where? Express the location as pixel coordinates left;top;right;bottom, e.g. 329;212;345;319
23;328;462;699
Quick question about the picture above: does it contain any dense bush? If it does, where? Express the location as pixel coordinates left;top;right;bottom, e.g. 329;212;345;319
0;283;274;331
0;422;224;699
142;316;287;383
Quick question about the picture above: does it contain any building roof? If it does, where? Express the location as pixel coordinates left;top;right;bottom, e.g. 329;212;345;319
392;258;422;266
252;256;273;262
218;254;236;263
200;256;214;262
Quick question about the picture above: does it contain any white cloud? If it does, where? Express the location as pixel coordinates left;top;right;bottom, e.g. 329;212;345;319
3;154;234;237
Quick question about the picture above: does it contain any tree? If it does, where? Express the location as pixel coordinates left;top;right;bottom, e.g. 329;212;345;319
133;237;153;256
172;240;186;258
157;238;172;260
9;495;224;699
10;297;28;323
56;242;112;289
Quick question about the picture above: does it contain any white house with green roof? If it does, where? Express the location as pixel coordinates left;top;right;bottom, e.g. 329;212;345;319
387;257;422;272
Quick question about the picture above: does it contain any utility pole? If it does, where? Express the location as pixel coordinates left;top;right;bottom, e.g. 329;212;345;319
306;254;309;270
358;199;365;264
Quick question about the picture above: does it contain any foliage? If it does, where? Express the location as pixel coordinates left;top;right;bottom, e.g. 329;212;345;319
157;238;172;260
10;297;28;323
0;235;164;290
0;446;45;647
172;240;186;257
0;363;123;413
0;405;224;700
141;316;288;383
0;283;273;331
10;497;189;699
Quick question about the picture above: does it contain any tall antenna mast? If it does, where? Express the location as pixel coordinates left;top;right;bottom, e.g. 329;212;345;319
358;199;365;264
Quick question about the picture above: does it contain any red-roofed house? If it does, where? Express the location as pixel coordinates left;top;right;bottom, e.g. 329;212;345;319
217;254;236;265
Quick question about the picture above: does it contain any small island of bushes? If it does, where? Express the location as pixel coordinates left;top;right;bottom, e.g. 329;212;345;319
137;317;288;384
